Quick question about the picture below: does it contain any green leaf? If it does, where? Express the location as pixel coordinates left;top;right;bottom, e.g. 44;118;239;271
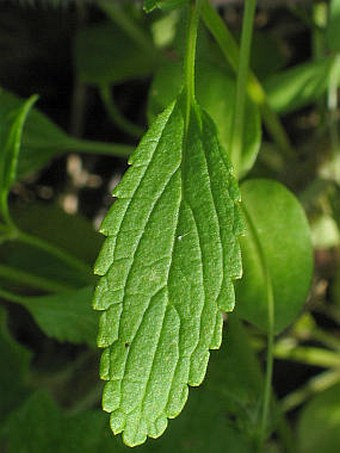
0;203;98;292
327;0;340;53
297;383;340;453
112;317;266;452
144;0;187;13
0;93;37;218
18;286;98;347
93;98;243;446
4;391;122;453
132;317;261;452
264;57;334;114
0;88;132;180
0;306;31;424
148;60;261;177
236;179;313;334
74;23;157;85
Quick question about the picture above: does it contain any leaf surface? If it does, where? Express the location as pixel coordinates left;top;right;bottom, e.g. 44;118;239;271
4;391;121;453
19;287;98;347
0;89;132;180
264;57;334;114
74;23;157;85
148;60;261;177
93;98;243;446
297;382;340;453
236;179;313;333
0;93;36;217
0;306;31;424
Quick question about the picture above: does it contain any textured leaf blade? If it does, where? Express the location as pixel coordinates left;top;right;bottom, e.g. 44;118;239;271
93;98;243;446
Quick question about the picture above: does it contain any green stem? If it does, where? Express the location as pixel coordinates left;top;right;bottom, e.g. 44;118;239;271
99;84;144;138
201;0;294;158
99;0;155;55
282;369;340;413
184;0;201;127
231;0;257;175
327;53;340;183
0;264;73;293
274;342;340;368
67;138;134;158
16;230;91;278
242;206;275;448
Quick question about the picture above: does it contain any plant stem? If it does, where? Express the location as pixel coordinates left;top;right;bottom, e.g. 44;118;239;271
99;0;155;55
67;138;134;158
261;276;275;446
201;0;294;158
231;0;256;175
242;206;275;448
16;230;91;278
0;264;73;293
99;84;144;138
274;342;340;368
282;368;340;413
327;53;340;183
184;0;201;127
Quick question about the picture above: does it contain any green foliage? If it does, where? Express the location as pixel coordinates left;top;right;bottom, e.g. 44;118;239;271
327;0;340;53
4;391;118;453
94;97;243;446
264;57;335;114
0;89;132;181
236;179;313;334
1;0;339;451
0;94;36;219
298;383;340;453
75;23;157;86
148;60;261;177
18;287;98;347
0;307;31;424
144;0;187;13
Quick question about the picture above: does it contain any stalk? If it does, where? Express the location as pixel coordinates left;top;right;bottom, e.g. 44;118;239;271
231;0;257;174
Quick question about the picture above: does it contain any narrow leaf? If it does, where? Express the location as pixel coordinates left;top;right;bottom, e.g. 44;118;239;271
93;98;243;446
264;57;334;114
0;94;37;217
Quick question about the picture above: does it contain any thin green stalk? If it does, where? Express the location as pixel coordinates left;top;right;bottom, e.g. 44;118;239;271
16;230;91;277
282;369;340;413
260;277;275;447
0;264;73;293
242;207;275;449
184;0;201;127
274;343;340;368
99;0;155;55
201;0;294;158
67;138;134;158
99;84;144;138
327;53;340;183
231;0;257;175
